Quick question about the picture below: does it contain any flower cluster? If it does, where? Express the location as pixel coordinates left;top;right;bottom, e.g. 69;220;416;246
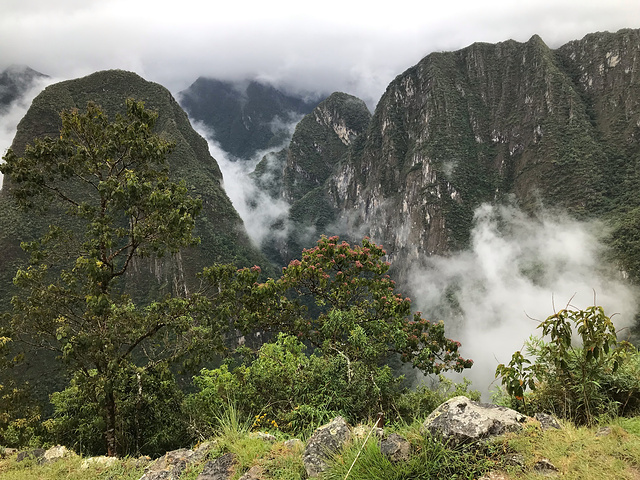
251;413;279;431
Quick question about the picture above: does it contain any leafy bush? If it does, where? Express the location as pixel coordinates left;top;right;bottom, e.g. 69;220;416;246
46;366;190;457
186;333;402;437
496;305;640;425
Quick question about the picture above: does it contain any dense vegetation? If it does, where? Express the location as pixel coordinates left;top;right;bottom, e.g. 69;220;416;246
0;101;472;458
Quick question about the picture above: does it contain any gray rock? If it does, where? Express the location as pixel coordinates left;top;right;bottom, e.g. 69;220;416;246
43;445;75;463
283;438;303;451
534;457;558;475
191;441;214;463
140;448;194;480
535;413;561;431
16;448;45;462
422;396;527;445
197;453;238;480
238;465;262;480
380;433;411;463
303;416;351;477
1;447;17;458
596;426;613;437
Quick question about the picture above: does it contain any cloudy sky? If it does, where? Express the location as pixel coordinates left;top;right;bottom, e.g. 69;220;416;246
2;0;640;106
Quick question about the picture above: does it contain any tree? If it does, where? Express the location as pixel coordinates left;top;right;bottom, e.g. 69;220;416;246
1;99;208;456
203;235;473;379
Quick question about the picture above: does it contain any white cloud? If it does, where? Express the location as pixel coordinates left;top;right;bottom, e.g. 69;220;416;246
191;121;293;248
0;0;638;109
407;204;639;397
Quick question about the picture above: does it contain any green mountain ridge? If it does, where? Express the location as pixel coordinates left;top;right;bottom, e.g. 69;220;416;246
0;70;270;310
317;29;640;281
178;78;319;160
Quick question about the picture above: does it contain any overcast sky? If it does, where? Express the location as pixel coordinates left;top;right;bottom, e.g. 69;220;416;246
1;0;640;106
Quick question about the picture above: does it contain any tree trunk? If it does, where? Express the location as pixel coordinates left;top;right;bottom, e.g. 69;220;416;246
105;385;117;457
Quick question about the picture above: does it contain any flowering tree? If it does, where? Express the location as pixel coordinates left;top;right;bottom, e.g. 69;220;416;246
207;235;472;376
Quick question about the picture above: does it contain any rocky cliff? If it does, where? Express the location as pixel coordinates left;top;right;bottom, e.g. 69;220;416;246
253;92;371;262
327;29;640;272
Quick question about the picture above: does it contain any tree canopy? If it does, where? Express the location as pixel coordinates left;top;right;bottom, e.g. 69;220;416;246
202;235;473;376
1;99;210;456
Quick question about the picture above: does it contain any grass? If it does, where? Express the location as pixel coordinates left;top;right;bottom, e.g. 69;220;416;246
503;418;640;480
1;417;639;479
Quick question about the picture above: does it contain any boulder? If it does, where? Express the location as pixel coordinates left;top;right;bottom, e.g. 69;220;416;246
1;447;17;458
422;396;527;444
535;413;561;431
43;445;75;463
139;448;194;480
379;433;411;463
196;453;238;480
238;465;263;480
534;458;559;475
303;416;351;477
16;448;45;463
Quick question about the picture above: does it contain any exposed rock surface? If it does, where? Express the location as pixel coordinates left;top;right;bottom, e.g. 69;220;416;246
422;395;527;444
380;433;411;463
535;413;562;431
196;453;238;480
534;457;559;475
325;28;640;281
238;465;263;480
303;416;351;477
43;445;75;463
140;446;204;480
16;448;45;463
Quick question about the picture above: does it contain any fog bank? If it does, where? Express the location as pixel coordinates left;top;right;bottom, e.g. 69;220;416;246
407;204;638;396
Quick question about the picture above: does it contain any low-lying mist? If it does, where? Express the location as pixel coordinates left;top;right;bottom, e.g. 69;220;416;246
0;76;55;190
407;203;638;397
192;121;295;248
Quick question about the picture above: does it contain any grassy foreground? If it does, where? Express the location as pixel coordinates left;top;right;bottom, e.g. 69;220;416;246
1;417;639;480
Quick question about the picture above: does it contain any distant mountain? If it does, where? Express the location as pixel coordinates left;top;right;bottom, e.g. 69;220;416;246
309;29;640;280
178;78;319;160
0;65;48;111
253;92;371;263
0;70;270;310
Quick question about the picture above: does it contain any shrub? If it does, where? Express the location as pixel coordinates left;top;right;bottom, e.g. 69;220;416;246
186;333;403;437
496;305;640;425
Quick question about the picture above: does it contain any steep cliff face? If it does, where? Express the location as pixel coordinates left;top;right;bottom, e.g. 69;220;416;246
253;92;371;263
283;92;371;203
178;78;318;160
0;70;268;306
330;29;640;267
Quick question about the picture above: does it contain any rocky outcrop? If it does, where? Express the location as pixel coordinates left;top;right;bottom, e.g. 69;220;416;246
140;443;212;480
196;453;238;480
422;395;528;444
380;433;411;463
253;91;371;264
303;416;352;477
325;28;640;279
